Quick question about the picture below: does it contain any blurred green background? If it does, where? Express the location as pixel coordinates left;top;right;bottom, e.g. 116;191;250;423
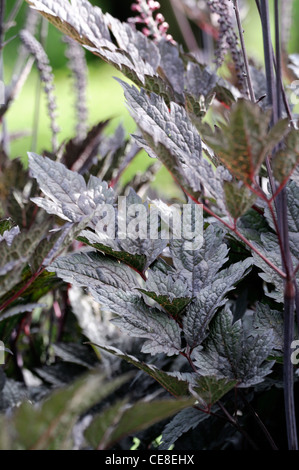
3;0;299;193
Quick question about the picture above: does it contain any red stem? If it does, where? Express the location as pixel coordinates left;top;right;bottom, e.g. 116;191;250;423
0;267;45;312
182;186;287;279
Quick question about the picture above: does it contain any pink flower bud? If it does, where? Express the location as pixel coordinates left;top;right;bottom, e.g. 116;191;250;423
142;27;151;36
155;13;164;23
159;21;169;33
166;34;175;44
130;15;143;23
131;3;141;11
148;0;160;11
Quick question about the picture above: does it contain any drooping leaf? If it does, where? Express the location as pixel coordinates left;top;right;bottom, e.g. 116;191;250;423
11;371;131;450
0;303;46;322
92;284;182;356
48;251;182;355
85;396;195;450
51;343;97;369
90;344;191;398
26;0;164;88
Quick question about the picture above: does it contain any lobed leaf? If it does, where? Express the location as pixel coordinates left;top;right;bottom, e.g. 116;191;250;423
183;259;252;348
192;306;275;387
29;152;115;224
170;224;229;296
160;407;211;450
203;99;290;185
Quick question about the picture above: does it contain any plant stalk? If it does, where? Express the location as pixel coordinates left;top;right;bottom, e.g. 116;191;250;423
284;283;298;449
232;0;255;102
239;391;278;450
6;0;23;28
258;0;298;450
0;0;8;154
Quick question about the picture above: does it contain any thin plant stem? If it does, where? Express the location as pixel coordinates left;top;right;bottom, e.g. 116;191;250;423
255;0;294;124
169;0;199;54
5;0;23;28
0;266;45;313
265;198;290;279
31;68;42;153
239;391;279;450
218;401;259;449
0;1;5;52
284;285;298;450
31;16;48;152
259;0;275;117
295;282;299;329
274;0;282;120
274;0;297;450
257;0;298;450
232;0;255;102
0;0;8;154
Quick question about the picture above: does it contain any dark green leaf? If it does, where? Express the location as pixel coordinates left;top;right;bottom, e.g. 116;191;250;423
85;397;194;450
